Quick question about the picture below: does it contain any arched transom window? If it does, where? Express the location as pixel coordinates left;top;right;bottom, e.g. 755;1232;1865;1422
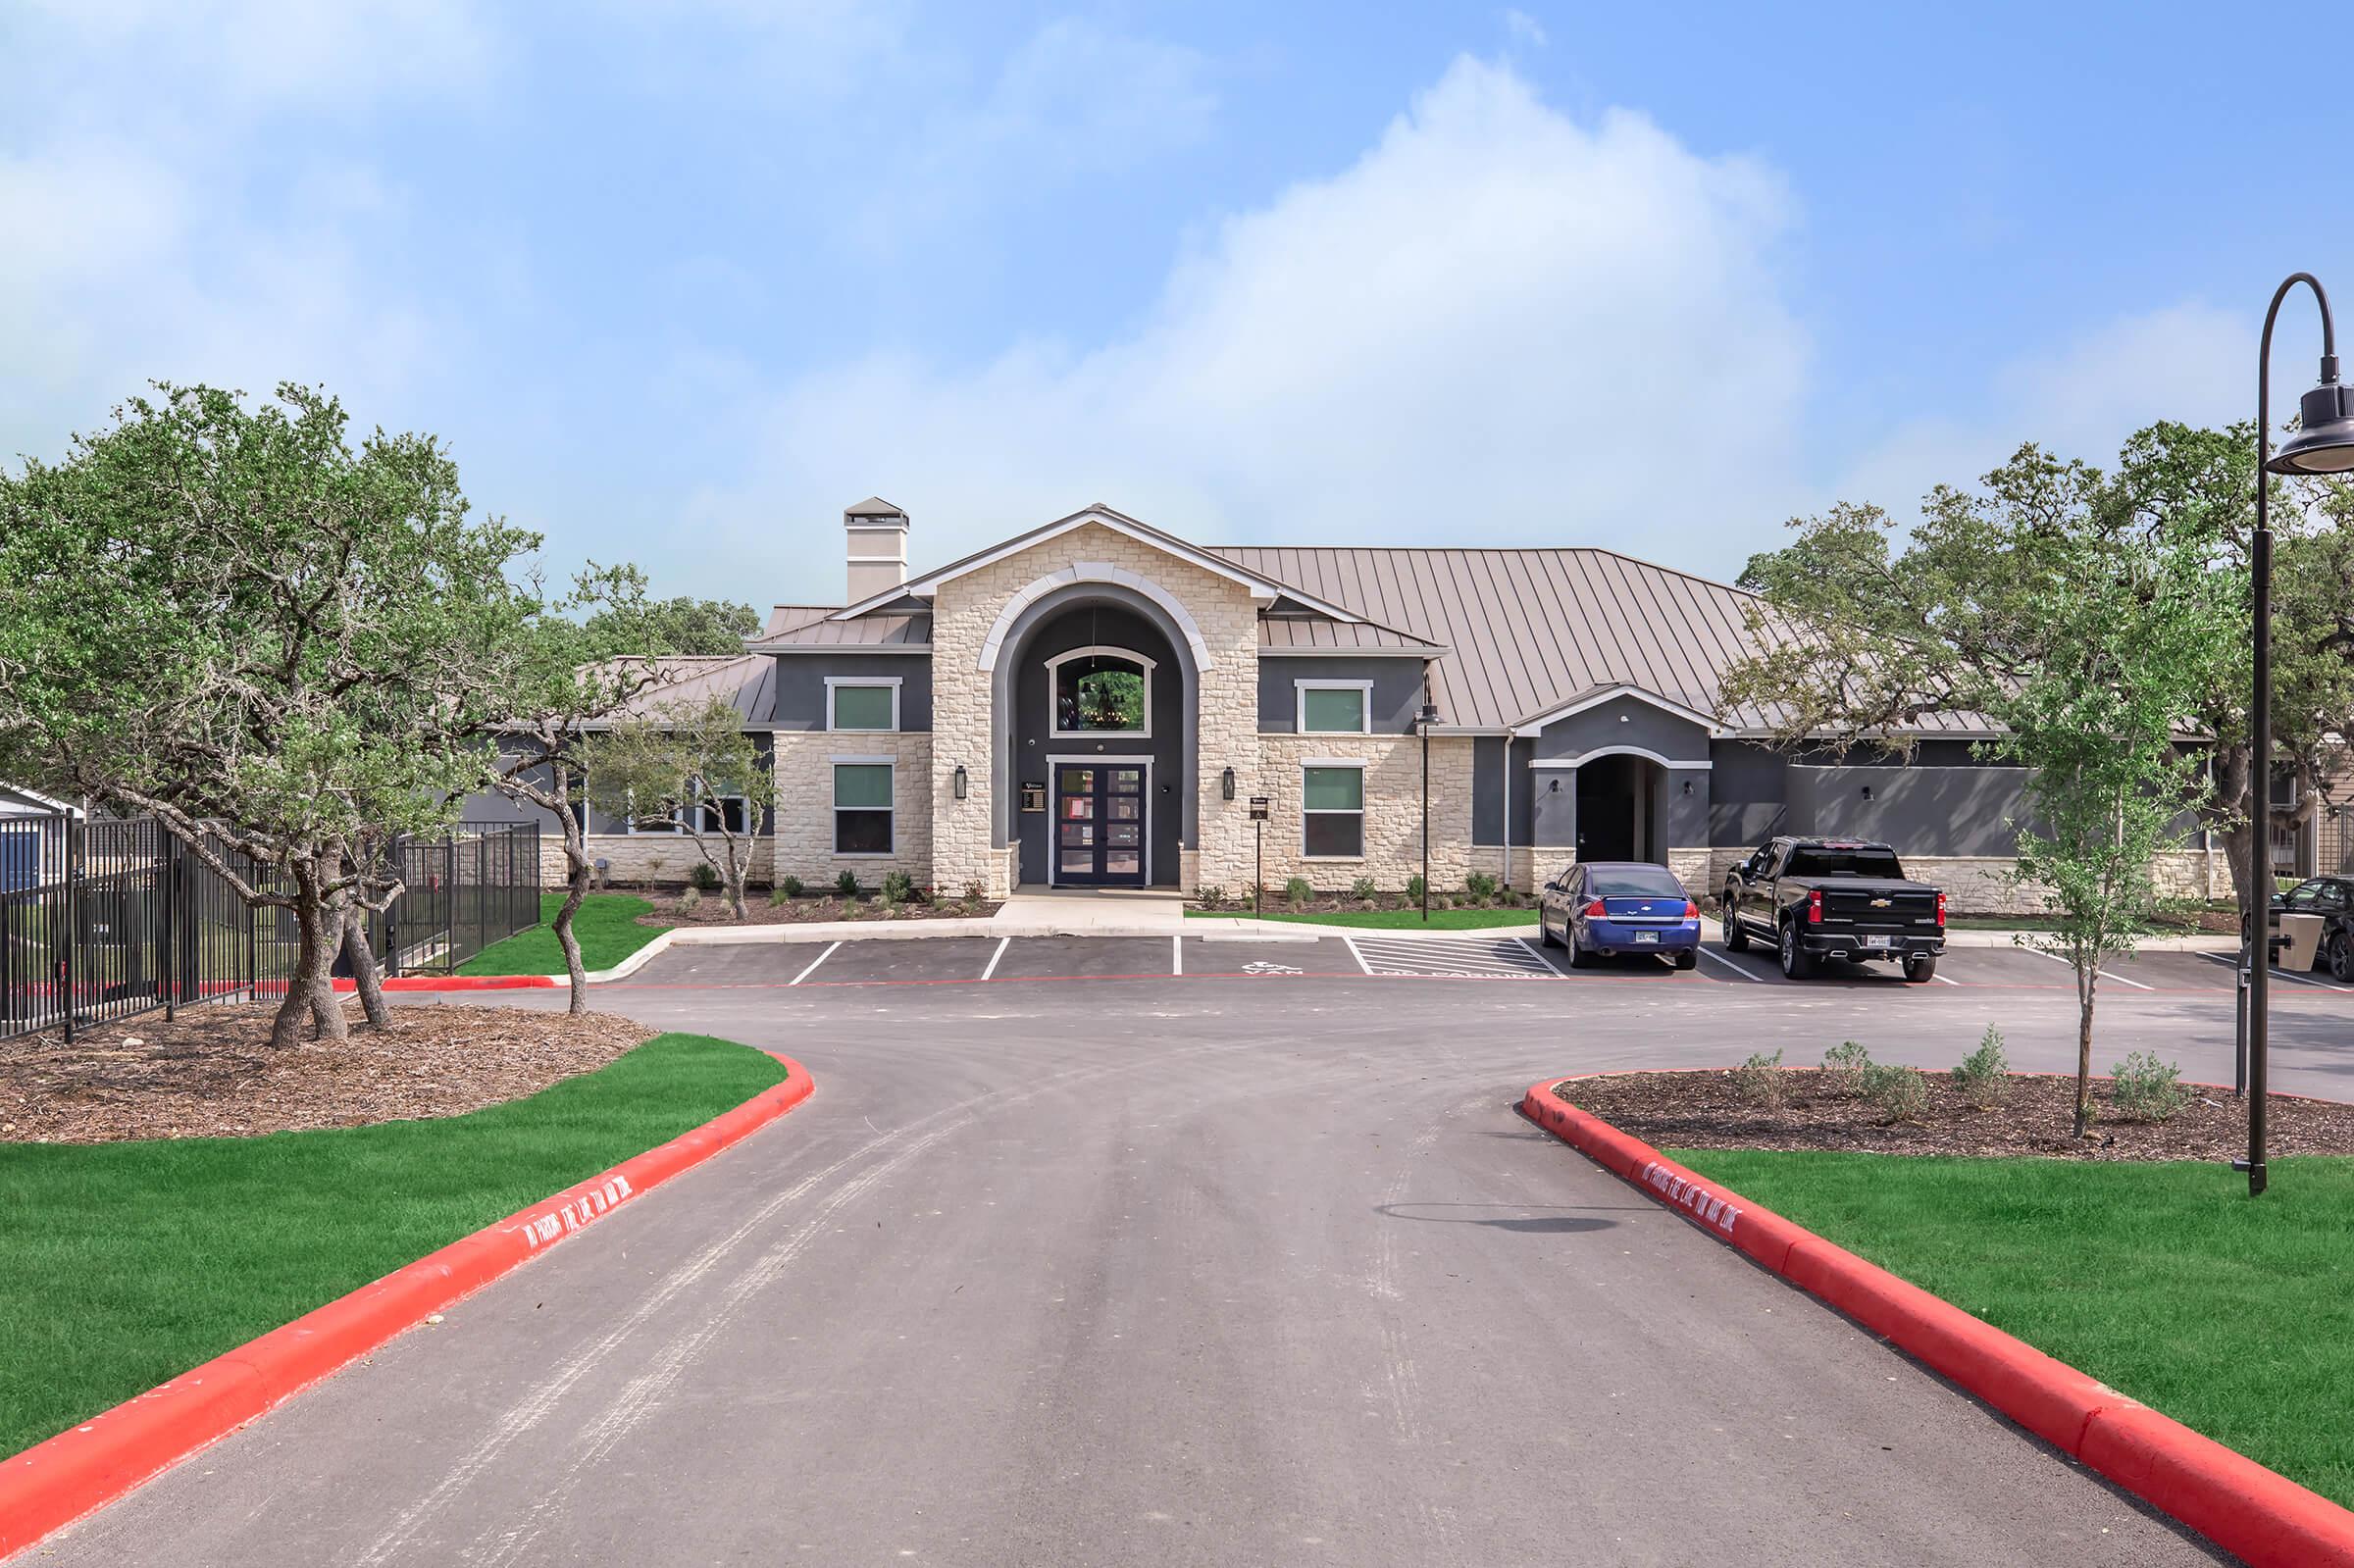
1048;645;1152;737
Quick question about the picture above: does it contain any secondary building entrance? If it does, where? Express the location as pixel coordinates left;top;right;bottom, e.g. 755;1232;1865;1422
1051;760;1149;885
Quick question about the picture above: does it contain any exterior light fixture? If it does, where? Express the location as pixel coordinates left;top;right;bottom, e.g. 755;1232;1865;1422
1222;766;1236;800
2243;271;2352;1199
1682;779;1694;797
1861;784;1873;802
953;765;968;800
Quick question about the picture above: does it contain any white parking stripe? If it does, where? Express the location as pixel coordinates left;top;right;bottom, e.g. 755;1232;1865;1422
980;936;1009;982
2199;950;2351;991
1171;934;1182;977
2018;946;2154;990
1346;936;1555;978
1514;935;1569;978
788;941;841;986
1341;935;1373;976
1694;945;1767;984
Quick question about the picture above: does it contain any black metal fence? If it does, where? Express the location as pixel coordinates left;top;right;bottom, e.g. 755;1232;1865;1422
0;813;540;1042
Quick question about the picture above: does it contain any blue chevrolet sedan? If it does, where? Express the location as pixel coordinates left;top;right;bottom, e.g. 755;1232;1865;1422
1536;861;1702;970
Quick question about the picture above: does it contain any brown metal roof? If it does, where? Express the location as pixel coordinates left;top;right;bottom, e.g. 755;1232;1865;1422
748;612;932;650
1257;618;1441;652
761;604;837;637
588;655;777;724
1211;546;1997;735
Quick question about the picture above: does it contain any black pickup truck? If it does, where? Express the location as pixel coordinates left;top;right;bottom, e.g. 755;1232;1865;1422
1720;836;1946;982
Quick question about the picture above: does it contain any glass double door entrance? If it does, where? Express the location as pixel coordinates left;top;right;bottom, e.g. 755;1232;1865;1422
1055;762;1147;885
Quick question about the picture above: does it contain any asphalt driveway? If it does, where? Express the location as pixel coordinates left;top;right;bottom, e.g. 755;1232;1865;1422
40;936;2293;1565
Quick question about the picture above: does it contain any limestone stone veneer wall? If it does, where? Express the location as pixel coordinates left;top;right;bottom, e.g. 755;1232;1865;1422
928;521;1265;897
1247;734;1474;892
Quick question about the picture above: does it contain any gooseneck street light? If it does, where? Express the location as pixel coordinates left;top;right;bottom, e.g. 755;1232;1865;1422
2239;272;2354;1198
1418;697;1441;922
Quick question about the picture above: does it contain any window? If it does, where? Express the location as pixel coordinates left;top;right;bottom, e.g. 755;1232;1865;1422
1049;647;1151;736
1782;844;1906;879
1296;680;1372;734
695;795;751;835
827;678;899;733
1589;866;1687;897
621;791;682;835
1302;763;1364;858
832;761;894;854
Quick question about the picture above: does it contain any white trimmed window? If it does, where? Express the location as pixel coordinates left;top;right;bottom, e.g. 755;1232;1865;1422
827;678;901;733
1301;761;1365;858
1048;646;1152;737
621;791;683;835
832;758;895;855
695;794;752;835
1296;679;1372;734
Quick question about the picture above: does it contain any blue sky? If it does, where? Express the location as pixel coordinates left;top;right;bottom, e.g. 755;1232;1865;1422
5;2;2349;603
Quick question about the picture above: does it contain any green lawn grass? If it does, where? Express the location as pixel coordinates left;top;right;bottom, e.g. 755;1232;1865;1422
457;891;672;976
1671;1148;2354;1506
1185;906;1538;930
0;1034;785;1461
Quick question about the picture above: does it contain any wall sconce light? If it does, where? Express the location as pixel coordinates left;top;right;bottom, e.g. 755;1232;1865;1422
953;765;969;800
1548;778;1561;793
1860;784;1873;802
1222;766;1236;800
1681;780;1694;797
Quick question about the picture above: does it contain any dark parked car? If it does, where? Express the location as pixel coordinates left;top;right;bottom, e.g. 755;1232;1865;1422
1720;836;1946;982
1538;861;1701;970
2256;876;2354;981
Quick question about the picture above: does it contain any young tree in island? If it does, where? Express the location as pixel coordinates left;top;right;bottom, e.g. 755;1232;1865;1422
1724;443;2234;1136
475;568;680;1004
0;382;538;1049
582;696;776;922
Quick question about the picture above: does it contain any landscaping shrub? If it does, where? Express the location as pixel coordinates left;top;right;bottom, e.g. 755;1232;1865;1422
679;885;702;911
1406;874;1426;903
962;879;986;904
689;861;721;893
1820;1040;1872;1096
1952;1026;2010;1110
1862;1062;1930;1124
779;874;804;899
2111;1050;2189;1122
1730;1048;1787;1108
835;871;862;898
881;870;916;904
1351;876;1379;903
1195;885;1226;909
1463;871;1501;905
767;885;793;907
1283;876;1312;906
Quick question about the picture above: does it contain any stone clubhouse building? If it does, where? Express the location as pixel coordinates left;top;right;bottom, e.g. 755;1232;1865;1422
528;497;2233;913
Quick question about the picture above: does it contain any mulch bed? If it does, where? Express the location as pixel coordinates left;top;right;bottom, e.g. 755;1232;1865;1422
1;1002;654;1145
1556;1068;2354;1161
632;892;999;927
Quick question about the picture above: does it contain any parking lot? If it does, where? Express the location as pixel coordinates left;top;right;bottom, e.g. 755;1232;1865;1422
634;928;2342;998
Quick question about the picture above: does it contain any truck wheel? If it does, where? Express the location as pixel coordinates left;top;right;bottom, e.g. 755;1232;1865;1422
1778;920;1814;981
1721;895;1749;951
1904;953;1938;984
2328;931;2354;984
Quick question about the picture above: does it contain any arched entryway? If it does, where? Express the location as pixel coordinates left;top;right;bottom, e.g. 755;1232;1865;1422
1575;751;1668;864
1003;600;1187;887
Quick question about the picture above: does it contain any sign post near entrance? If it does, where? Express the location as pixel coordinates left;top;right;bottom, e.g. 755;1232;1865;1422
1249;796;1269;917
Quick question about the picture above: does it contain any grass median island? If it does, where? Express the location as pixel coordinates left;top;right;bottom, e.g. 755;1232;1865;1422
457;891;673;977
1670;1148;2354;1508
0;1033;786;1462
1186;906;1538;930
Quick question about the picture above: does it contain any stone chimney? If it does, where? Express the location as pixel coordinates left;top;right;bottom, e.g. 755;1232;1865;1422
844;497;909;603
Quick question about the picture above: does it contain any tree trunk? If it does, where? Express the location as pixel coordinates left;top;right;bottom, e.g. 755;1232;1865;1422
2073;963;2099;1138
554;856;591;1015
340;903;391;1027
273;858;348;1048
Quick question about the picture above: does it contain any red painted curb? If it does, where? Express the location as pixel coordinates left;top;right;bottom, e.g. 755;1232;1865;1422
1520;1076;2354;1568
331;975;560;990
0;1050;814;1560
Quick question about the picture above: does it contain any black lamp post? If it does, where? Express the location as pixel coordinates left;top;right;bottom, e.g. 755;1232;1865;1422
1418;698;1441;921
2239;273;2354;1198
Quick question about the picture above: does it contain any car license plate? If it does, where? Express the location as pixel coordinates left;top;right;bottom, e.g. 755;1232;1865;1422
1863;935;1893;950
1634;931;1658;944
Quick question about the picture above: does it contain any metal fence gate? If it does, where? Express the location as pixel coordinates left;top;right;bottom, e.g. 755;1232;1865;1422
0;813;539;1042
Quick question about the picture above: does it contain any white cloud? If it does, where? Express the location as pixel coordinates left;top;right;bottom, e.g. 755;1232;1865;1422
1504;9;1549;47
1829;302;2251;520
694;55;1815;587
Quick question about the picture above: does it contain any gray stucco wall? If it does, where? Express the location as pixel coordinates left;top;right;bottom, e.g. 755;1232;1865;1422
1708;738;2033;856
1471;735;1537;845
1009;603;1184;886
1527;694;1712;765
1254;657;1424;734
1709;740;1788;846
771;653;933;732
